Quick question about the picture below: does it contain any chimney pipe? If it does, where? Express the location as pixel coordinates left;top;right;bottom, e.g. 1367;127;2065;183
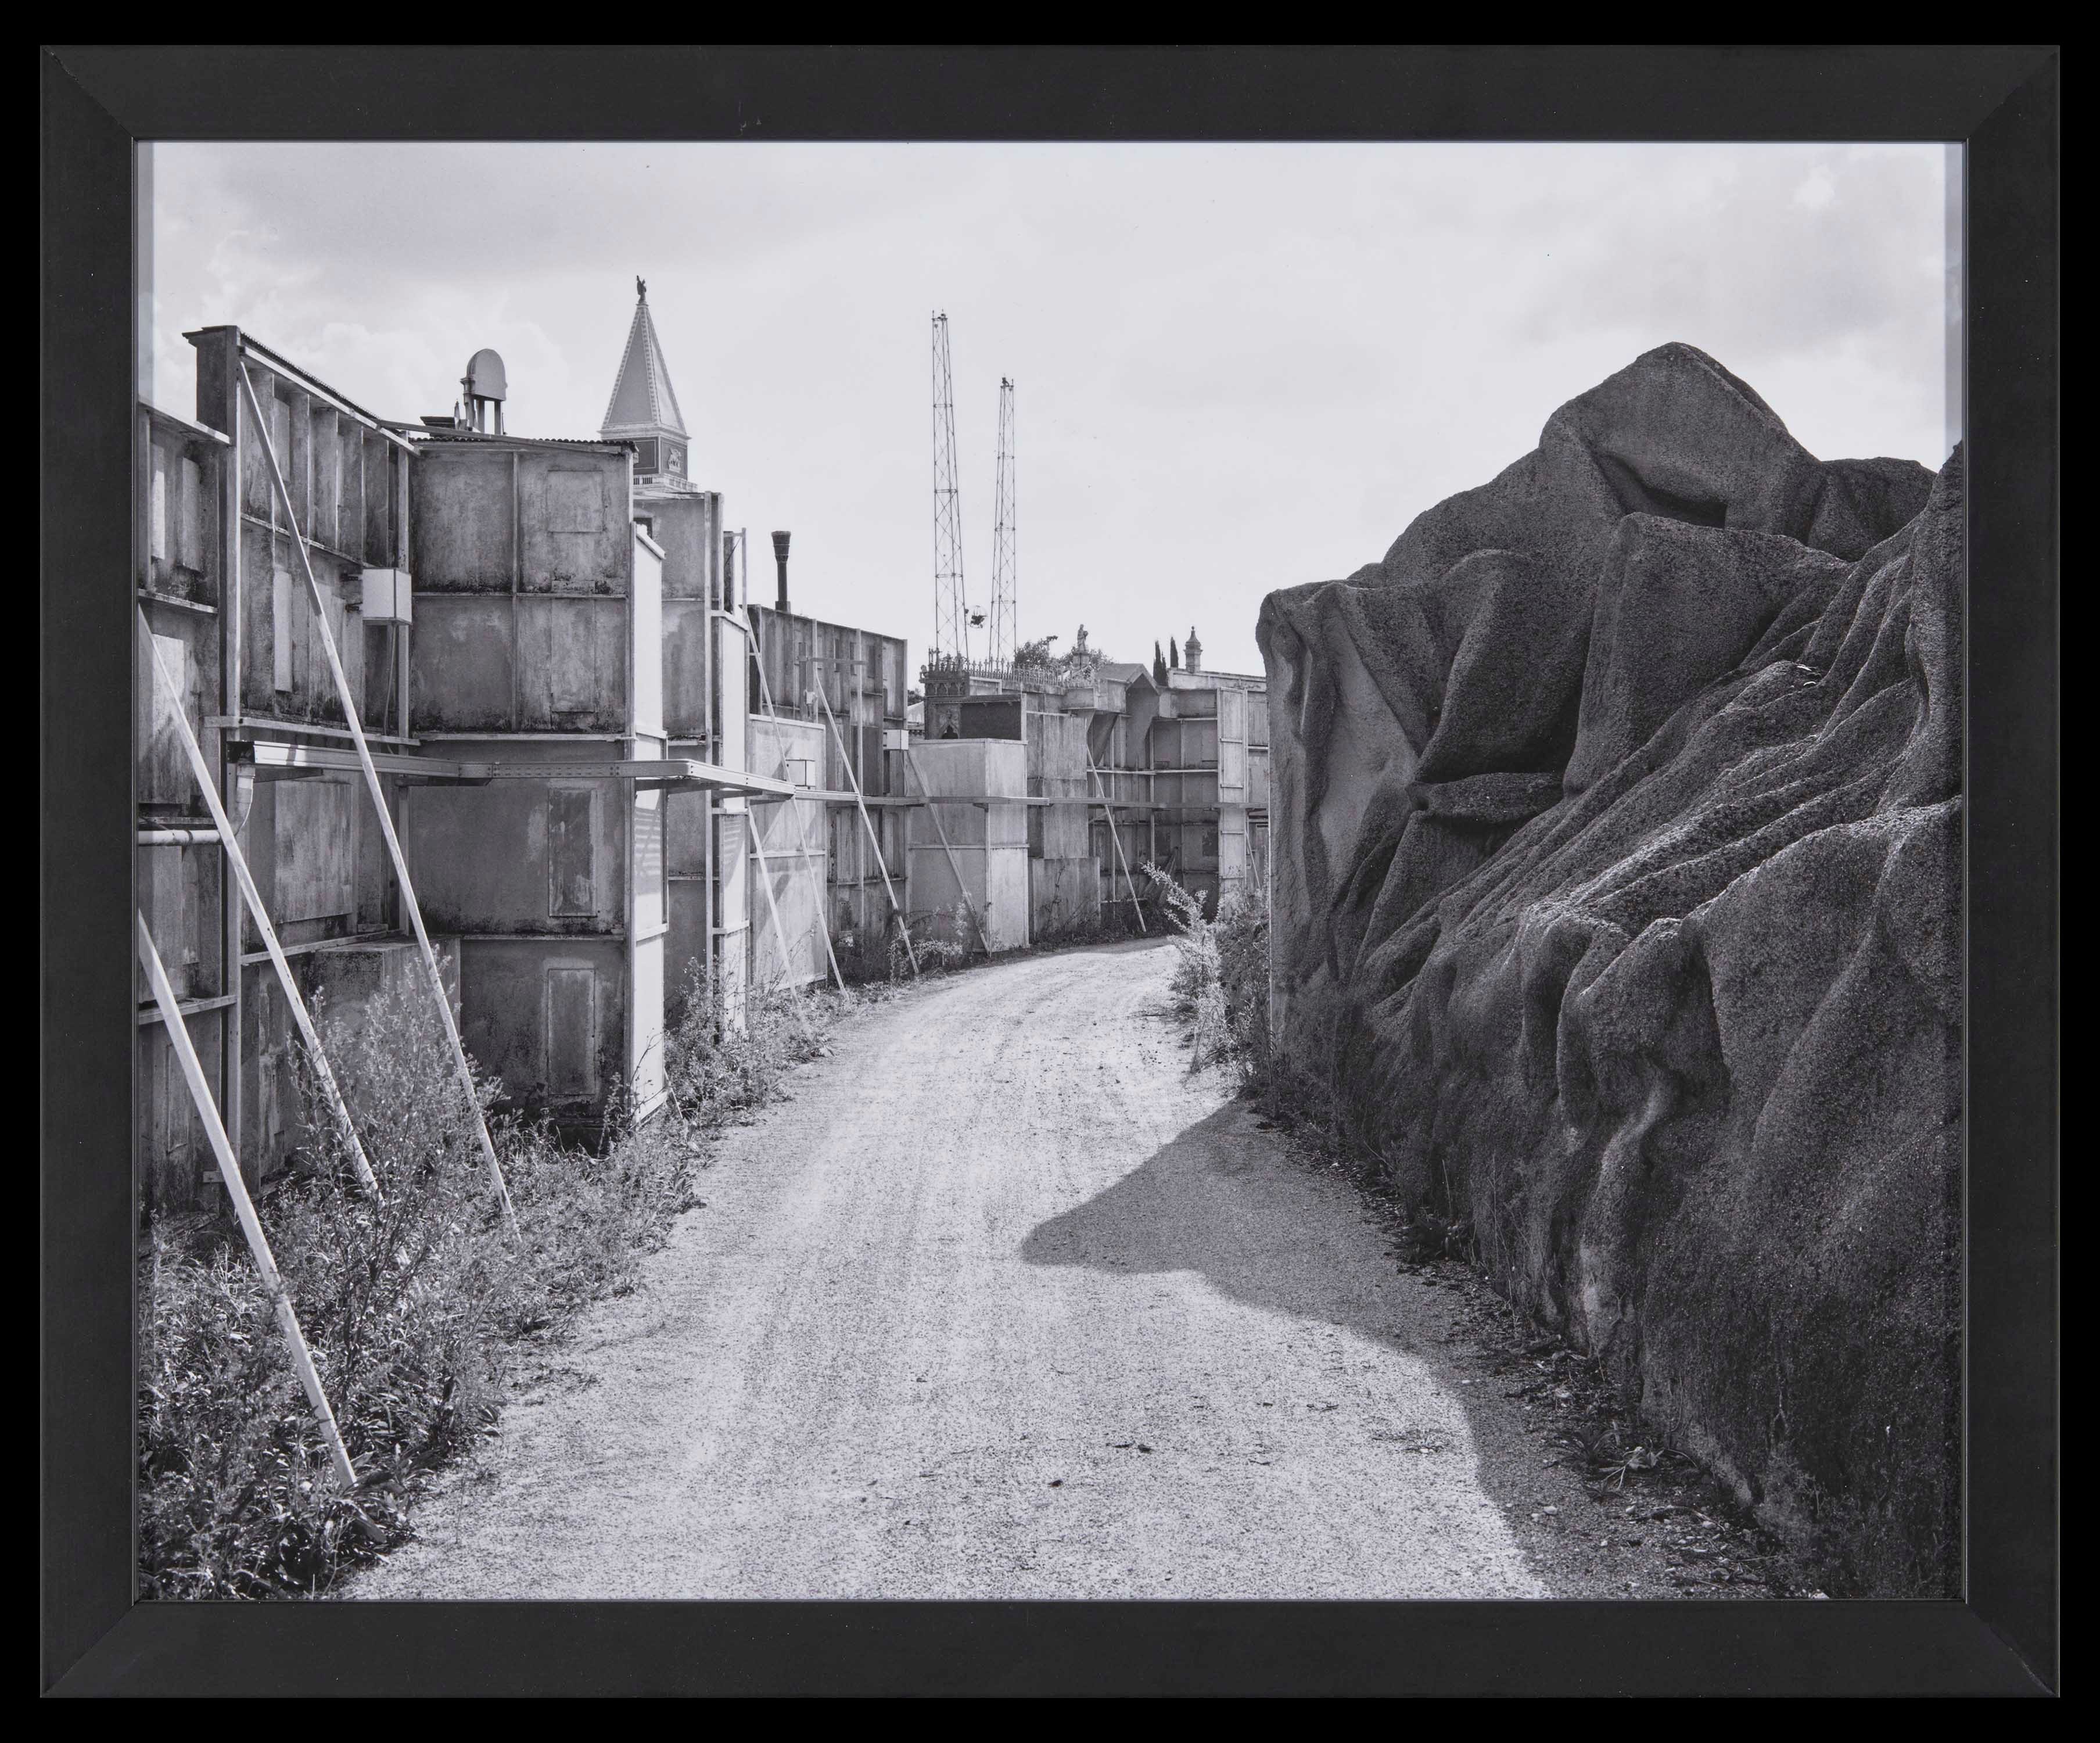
771;530;792;615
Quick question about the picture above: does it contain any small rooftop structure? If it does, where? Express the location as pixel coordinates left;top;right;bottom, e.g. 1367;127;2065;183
461;347;507;433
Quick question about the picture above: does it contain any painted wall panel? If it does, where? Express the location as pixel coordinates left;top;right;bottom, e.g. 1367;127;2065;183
457;938;624;1116
136;841;220;1003
548;787;599;917
519;597;629;732
139;1011;224;1206
666;883;710;1008
665;787;710;878
403;780;624;935
361;432;393;568
135;614;214;809
663;599;712;740
308;406;338;550
519;453;629;593
410;594;513;731
412;447;514;590
273;779;356;922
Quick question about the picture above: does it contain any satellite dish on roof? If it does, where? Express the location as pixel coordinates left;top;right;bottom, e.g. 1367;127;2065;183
464;349;508;401
460;349;508;434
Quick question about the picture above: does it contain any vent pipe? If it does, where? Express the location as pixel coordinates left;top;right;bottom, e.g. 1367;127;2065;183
771;530;792;615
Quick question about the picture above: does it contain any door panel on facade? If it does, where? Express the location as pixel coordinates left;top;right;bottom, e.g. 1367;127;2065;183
544;965;599;1098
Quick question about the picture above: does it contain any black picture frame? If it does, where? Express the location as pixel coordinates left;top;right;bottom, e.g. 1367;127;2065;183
41;44;2059;1697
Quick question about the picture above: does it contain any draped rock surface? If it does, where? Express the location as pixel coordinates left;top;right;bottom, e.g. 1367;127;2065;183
1257;344;1960;1595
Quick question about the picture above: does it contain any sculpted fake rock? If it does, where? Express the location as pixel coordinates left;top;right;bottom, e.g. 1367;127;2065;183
1258;344;1960;1596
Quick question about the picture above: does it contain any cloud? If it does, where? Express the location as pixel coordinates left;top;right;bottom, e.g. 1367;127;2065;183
1508;146;1947;385
143;142;1953;676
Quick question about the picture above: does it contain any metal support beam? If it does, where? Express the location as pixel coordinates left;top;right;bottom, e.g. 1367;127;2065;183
748;625;845;994
1089;760;1148;934
235;737;787;796
239;365;518;1237
744;812;817;1042
814;682;917;979
137;912;358;1490
137;607;382;1199
900;749;994;959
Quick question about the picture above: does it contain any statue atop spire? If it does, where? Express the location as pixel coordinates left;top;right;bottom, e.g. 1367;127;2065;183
636;275;647;299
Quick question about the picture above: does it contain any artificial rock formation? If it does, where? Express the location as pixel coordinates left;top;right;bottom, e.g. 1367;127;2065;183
1258;344;1960;1595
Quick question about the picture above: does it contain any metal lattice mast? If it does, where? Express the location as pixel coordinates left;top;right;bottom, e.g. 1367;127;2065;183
990;376;1017;658
931;313;970;662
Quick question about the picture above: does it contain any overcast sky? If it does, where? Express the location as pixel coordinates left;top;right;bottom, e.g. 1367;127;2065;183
145;142;1958;677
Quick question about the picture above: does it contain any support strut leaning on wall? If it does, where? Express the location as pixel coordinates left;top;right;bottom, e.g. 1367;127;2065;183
237;365;519;1238
137;912;359;1490
744;810;819;1045
900;748;994;959
1088;760;1148;934
135;605;383;1201
815;680;917;979
745;614;845;994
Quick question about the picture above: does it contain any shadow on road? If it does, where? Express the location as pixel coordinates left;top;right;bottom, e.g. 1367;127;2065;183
1019;1098;1559;1559
1020;1100;1411;1341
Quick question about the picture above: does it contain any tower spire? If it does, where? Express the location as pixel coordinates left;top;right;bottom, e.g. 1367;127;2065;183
602;278;690;483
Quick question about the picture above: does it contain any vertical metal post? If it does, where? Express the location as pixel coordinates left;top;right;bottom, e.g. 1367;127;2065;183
138;912;358;1491
221;361;247;1164
238;365;518;1237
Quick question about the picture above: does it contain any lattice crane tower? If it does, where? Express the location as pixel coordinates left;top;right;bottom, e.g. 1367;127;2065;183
989;376;1018;659
930;313;971;662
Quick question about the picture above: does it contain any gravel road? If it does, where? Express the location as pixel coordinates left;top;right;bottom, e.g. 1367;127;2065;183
349;938;1690;1601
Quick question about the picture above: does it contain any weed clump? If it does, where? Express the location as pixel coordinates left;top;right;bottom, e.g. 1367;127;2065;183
663;963;833;1122
137;965;799;1601
1140;863;1269;1081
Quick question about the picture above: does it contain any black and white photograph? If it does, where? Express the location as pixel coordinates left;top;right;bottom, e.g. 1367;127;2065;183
42;45;2058;1698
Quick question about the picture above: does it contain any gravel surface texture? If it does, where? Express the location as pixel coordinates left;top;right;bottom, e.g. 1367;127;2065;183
348;938;1805;1601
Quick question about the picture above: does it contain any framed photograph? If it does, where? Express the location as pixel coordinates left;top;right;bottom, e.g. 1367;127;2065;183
42;44;2058;1697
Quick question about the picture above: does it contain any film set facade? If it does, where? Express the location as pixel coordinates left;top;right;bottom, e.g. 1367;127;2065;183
135;292;1268;1201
